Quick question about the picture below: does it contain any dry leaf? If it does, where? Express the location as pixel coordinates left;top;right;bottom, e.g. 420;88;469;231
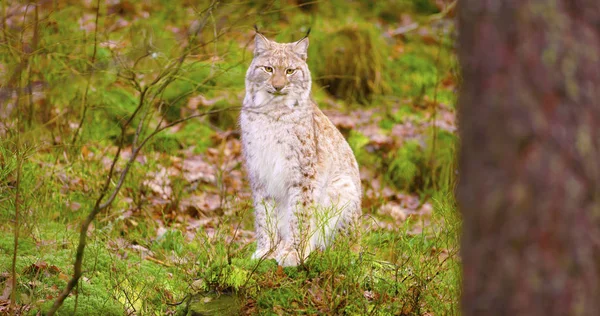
379;203;408;222
182;155;215;183
143;167;172;199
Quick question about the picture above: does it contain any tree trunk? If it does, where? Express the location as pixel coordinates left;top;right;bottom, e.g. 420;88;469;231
457;1;600;315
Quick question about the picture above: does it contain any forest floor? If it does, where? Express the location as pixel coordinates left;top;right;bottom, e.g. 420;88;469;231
0;1;460;315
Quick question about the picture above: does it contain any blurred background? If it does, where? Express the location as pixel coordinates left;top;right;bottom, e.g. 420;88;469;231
0;0;460;314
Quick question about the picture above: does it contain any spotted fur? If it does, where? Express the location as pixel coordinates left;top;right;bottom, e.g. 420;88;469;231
240;33;361;266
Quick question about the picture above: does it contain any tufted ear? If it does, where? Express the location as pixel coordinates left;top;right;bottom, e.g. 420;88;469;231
292;37;309;60
254;33;272;55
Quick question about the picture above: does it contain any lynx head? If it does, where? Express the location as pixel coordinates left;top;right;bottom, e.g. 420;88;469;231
245;33;311;107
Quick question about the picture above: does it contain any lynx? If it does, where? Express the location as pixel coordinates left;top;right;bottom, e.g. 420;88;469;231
240;32;361;267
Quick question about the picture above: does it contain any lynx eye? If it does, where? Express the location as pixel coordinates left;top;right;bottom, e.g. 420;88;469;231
286;68;296;75
264;66;273;73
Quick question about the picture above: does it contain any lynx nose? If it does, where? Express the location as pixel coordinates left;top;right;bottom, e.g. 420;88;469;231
272;73;286;92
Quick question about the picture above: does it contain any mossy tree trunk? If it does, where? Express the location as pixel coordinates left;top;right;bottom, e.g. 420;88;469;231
457;1;600;315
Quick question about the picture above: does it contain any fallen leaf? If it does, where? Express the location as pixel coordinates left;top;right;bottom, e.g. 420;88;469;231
23;261;48;276
0;278;12;301
182;155;215;183
58;273;70;281
68;201;81;211
379;203;408;222
180;193;222;214
143;167;172;199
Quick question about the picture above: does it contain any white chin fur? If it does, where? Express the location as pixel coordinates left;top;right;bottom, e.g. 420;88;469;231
253;89;298;109
252;90;270;107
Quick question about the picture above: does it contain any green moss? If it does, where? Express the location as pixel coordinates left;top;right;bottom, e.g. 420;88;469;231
187;292;243;316
155;229;186;255
39;293;123;316
256;287;303;310
347;130;378;167
385;128;456;193
232;257;278;275
147;131;182;153
388;140;422;191
393;52;439;98
207;99;240;131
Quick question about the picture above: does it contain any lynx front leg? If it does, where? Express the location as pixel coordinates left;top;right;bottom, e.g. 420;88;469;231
276;186;315;267
252;194;280;260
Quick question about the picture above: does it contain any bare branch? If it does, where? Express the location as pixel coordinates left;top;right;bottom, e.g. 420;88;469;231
71;0;101;146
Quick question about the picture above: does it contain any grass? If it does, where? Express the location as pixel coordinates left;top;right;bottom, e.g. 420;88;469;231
0;0;460;314
309;21;391;104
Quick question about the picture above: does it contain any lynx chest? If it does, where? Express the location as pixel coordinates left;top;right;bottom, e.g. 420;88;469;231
240;109;307;201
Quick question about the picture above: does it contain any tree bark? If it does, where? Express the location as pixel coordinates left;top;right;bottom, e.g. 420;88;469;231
457;1;600;315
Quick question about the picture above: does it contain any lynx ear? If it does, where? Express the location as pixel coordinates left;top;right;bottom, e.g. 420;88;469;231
293;37;309;60
254;33;271;55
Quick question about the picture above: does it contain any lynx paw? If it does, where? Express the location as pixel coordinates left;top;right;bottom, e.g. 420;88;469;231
276;250;302;267
252;248;270;260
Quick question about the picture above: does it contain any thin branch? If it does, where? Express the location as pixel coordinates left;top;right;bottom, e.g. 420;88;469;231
47;64;236;316
389;1;457;36
46;85;148;316
71;0;101;145
10;123;22;316
427;29;444;193
140;106;242;151
9;4;29;313
389;23;419;36
428;0;456;21
1;0;18;60
26;4;39;127
48;104;238;316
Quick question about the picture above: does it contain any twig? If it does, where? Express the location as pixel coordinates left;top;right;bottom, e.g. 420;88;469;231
9;4;31;313
71;0;101;145
1;0;18;60
209;1;219;75
427;28;444;192
48;77;150;315
166;293;191;306
48;96;238;316
389;1;457;37
389;23;419;36
26;4;39;127
10;125;22;316
428;0;456;22
145;256;172;267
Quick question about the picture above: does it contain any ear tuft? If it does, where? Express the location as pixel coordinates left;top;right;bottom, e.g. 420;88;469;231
254;33;271;55
293;37;309;60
